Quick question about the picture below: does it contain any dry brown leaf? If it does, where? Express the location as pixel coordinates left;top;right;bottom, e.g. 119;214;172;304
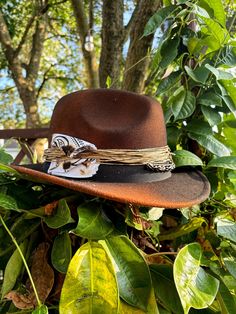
28;242;54;305
144;253;173;265
44;200;58;216
4;291;34;310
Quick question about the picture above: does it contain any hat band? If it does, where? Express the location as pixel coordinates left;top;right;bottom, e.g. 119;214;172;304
44;134;175;179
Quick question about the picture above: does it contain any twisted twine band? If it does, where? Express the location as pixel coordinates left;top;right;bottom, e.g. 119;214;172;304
44;145;175;172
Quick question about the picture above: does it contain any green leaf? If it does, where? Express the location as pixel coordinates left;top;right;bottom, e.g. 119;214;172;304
174;243;219;314
205;64;234;80
198;92;222;107
0;163;19;174
185;120;212;136
222;95;236;118
151;264;183;314
207;156;236;170
119;289;159;314
156;70;181;94
72;201;114;239
1;240;27;298
201;105;221;126
160;37;180;69
219;80;236;105
171;88;196;120
44;199;74;229
59;241;119;314
188;133;230;156
167;126;182;151
32;305;48;314
0;149;13;165
221;249;236;279
144;5;177;36
203;0;226;27
0;193;19;211
216;280;236;314
158;217;206;241
216;215;236;242
104;236;152;311
173;150;203;167
185;65;210;84
51;232;72;273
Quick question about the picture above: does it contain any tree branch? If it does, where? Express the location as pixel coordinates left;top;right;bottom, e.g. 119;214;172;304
123;3;139;43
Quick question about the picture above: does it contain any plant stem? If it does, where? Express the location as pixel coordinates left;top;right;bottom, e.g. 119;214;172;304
0;214;41;307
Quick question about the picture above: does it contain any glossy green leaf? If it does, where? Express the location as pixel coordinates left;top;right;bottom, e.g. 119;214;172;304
198;92;222;107
59;241;119;314
151;264;183;314
51;232;72;273
201;105;221;126
158;217;206;241
216;280;236;314
104;236;152;311
160;37;180;69
222;95;236;118
119;289;159;314
0;193;19;211
185;65;210;84
1;240;27;298
185;120;212;136
207;156;236;170
32;305;49;314
216;215;236;242
171;88;196;120
205;64;234;80
173;150;203;167
156;70;181;94
220;80;236;105
0;149;13;165
221;249;236;279
73;201;114;239
44;199;74;229
188;133;230;156
174;243;219;314
144;5;177;36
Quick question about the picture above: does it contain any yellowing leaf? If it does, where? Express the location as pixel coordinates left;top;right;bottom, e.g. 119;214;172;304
59;241;119;314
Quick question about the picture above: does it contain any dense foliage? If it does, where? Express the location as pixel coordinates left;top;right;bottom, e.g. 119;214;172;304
0;0;235;313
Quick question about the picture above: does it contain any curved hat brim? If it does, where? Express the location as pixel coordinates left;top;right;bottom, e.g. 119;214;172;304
12;164;210;208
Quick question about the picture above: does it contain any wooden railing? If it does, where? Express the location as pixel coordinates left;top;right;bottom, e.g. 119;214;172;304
0;128;49;164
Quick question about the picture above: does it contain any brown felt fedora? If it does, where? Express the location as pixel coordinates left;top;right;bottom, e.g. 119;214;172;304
13;89;210;208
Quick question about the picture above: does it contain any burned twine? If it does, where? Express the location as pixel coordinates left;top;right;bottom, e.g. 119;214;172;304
44;145;175;172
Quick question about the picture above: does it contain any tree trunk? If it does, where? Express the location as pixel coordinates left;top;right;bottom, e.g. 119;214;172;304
99;0;124;88
123;0;160;93
70;0;99;88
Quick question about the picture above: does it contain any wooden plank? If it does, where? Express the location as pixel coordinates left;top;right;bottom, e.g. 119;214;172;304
0;128;49;139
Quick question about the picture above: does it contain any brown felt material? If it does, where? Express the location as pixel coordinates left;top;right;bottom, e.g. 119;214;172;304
14;89;211;207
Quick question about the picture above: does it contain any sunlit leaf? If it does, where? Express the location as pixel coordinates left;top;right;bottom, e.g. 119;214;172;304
0;193;19;211
72;201;114;239
60;241;119;314
203;0;226;26
51;232;72;273
44;199;74;229
104;236;152;311
221;249;236;280
119;289;159;314
1;240;27;298
205;64;234;80
216;215;236;242
32;304;49;314
151;264;183;314
158;217;206;241
173;150;203;167
174;243;219;314
207;156;236;170
188;133;230;157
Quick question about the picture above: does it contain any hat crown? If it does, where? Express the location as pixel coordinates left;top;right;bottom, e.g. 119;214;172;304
50;89;167;149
